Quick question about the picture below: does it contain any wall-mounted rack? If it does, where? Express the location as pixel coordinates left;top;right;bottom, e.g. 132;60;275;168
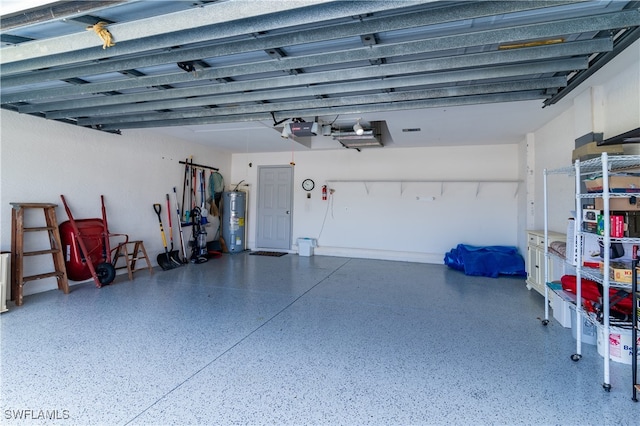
178;159;219;171
325;179;522;196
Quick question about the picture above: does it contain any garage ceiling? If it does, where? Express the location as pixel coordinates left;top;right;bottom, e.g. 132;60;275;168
1;0;639;153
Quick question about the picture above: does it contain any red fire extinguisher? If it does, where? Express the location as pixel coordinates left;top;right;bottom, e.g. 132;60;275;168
322;185;327;201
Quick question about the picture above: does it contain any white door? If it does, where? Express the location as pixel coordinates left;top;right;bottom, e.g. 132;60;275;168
256;165;293;250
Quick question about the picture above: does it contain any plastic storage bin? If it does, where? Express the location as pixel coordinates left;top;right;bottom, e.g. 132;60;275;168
596;323;639;365
297;238;317;257
551;290;572;328
570;305;597;345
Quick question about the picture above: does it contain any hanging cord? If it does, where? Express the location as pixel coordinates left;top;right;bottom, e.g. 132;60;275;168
316;189;334;241
290;137;295;166
233;180;245;191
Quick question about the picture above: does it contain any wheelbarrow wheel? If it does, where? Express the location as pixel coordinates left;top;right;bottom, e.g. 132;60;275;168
96;262;116;285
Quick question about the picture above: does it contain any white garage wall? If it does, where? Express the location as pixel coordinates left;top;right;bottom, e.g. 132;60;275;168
530;106;577;234
231;144;522;263
0;110;232;296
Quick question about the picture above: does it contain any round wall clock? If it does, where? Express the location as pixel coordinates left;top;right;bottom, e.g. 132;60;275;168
302;178;315;191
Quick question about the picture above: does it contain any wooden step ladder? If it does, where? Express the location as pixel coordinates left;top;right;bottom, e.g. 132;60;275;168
10;203;69;306
112;240;153;281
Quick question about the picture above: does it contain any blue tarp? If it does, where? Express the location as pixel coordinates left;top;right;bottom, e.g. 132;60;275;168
444;244;526;278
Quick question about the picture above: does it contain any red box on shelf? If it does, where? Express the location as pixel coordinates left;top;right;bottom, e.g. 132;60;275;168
596;214;625;238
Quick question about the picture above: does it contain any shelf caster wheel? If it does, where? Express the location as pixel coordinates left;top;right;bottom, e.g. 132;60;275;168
570;354;582;362
603;383;611;392
541;319;549;326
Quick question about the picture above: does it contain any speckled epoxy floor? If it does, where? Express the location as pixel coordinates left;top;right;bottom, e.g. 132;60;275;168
1;254;637;425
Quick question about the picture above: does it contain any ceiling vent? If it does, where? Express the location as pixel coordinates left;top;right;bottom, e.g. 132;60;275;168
332;121;385;149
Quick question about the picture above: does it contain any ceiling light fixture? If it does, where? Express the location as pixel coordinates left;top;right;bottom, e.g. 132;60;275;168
353;119;364;136
281;124;291;139
333;120;385;150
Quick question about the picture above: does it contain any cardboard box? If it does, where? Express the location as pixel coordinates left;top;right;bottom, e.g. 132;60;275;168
584;175;640;193
585;209;640;237
581;213;622;236
596;214;625;237
600;261;637;284
623;143;640;155
605;210;640;237
618;211;640;237
572;142;624;162
610;263;633;283
582;221;598;234
595;197;640;211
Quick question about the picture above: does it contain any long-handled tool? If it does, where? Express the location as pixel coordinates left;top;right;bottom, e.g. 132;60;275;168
200;169;209;224
173;186;188;261
181;156;190;222
191;159;196;218
165;194;182;266
153;203;176;270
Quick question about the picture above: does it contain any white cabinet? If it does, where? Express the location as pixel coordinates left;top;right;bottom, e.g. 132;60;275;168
526;230;565;296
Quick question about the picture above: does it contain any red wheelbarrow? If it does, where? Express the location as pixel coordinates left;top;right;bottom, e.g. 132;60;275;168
59;195;127;287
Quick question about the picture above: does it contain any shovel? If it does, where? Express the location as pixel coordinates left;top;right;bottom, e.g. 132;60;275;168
173;187;188;261
165;194;183;266
153;203;176;270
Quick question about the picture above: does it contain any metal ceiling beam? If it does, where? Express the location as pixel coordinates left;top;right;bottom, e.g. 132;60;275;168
63;15;116;27
4;1;634;136
0;1;127;31
37;39;612;118
0;0;429;67
77;78;566;126
53;69;565;118
3;7;626;102
96;91;549;130
59;59;576;122
6;50;597;109
275;91;552;122
545;25;640;106
0;34;35;45
0;0;575;82
21;39;607;114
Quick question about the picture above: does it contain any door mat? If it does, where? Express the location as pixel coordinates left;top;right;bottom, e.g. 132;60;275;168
249;251;287;257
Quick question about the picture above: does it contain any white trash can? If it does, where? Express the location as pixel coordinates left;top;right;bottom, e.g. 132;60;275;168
297;238;317;257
